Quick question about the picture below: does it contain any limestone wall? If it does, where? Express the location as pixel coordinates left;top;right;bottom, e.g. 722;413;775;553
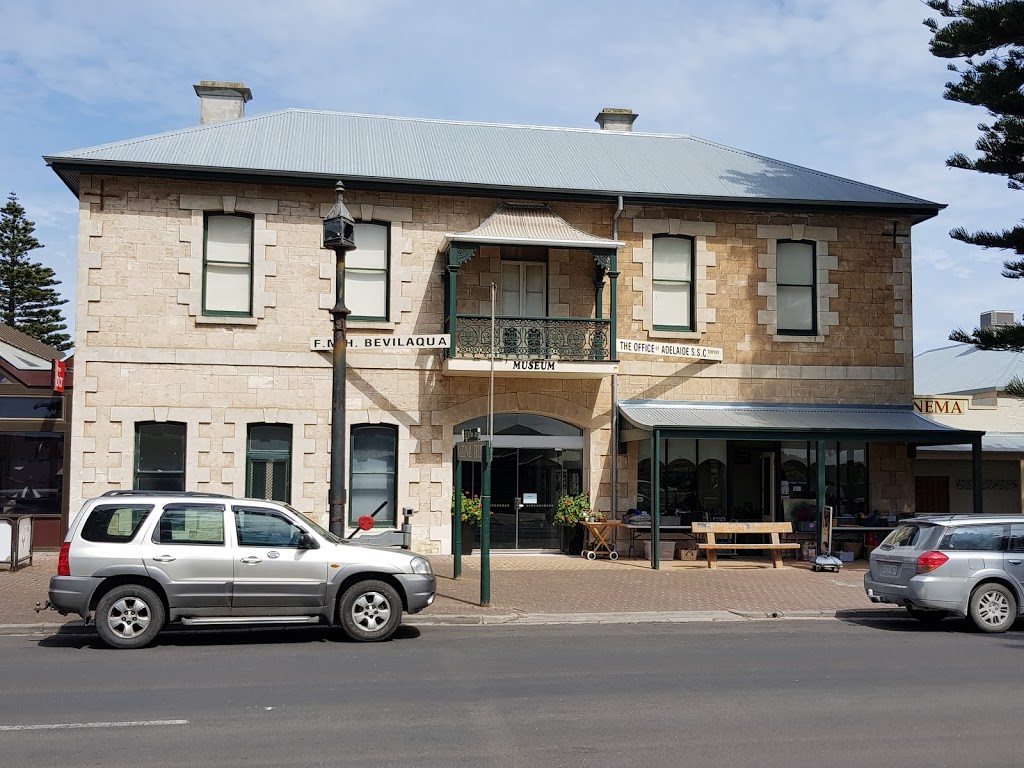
69;174;917;552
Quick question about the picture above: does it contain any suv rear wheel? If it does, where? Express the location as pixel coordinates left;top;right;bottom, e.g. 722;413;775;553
338;580;402;642
95;584;165;649
968;582;1017;634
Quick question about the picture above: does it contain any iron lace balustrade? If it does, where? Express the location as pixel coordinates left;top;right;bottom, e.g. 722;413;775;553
451;315;610;361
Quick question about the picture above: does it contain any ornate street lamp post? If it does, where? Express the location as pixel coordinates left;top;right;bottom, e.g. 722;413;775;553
322;182;356;536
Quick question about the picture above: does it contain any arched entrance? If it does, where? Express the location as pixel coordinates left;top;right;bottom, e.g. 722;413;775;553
454;414;584;551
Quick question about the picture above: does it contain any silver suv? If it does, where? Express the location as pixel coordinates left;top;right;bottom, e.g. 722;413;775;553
864;514;1024;633
46;491;436;649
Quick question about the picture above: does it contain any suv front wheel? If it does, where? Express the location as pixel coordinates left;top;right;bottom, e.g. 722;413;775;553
95;584;165;649
968;582;1017;634
338;580;402;642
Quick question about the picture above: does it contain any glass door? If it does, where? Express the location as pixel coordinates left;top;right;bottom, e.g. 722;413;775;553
489;448;518;549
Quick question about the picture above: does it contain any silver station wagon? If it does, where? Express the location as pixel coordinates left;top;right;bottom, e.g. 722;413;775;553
46;491;436;649
864;514;1024;633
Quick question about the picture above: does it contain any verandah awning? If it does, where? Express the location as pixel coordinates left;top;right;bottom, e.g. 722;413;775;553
617;400;984;445
618;399;987;569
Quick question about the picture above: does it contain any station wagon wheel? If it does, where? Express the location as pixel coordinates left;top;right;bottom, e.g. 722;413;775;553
338;580;402;642
969;583;1017;634
95;584;165;650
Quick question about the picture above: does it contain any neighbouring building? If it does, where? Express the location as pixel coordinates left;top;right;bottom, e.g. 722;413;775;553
914;311;1024;515
44;81;983;558
0;324;73;547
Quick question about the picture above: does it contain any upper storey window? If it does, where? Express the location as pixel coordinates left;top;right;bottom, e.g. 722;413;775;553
653;235;694;331
346;222;389;320
203;213;254;316
776;240;816;335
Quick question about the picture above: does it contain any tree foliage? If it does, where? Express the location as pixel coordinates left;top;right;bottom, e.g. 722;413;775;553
0;192;71;352
925;2;1024;348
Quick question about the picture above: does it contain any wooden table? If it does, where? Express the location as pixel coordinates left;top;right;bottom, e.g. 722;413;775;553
579;520;622;560
622;524;695;557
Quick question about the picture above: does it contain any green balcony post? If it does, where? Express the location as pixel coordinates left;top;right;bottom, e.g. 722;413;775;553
446;264;458;356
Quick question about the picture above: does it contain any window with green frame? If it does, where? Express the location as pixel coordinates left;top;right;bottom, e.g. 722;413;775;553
134;422;186;491
777;240;816;335
246;424;292;503
652;235;694;330
203;213;254;316
349;423;397;527
345;222;389;320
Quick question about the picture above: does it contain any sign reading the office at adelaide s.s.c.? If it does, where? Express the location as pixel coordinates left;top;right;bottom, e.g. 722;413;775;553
310;334;451;351
617;339;723;361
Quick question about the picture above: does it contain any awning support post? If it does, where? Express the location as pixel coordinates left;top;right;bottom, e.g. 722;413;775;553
652;429;661;571
972;435;984;514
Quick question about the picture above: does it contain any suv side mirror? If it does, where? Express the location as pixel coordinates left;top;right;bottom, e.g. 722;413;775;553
298;533;319;550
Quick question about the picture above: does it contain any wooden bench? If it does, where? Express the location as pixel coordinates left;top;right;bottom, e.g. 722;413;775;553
691;521;801;569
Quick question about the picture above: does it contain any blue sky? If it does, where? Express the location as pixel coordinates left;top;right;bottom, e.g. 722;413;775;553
1;0;1019;353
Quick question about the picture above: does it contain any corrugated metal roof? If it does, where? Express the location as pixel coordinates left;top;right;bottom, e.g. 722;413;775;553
0;324;61;362
45;109;940;211
618;400;978;441
914;342;1024;395
442;203;622;250
919;433;1024;454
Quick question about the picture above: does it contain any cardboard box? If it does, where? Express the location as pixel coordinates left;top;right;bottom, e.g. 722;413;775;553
840;541;863;558
643;540;677;560
676;548;698;561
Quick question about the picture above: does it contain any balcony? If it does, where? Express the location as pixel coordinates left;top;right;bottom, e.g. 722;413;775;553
452;316;611;361
443;316;618;378
439;202;622;379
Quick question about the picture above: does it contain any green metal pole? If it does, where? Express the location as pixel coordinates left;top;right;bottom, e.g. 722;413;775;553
816;440;826;555
453;456;463;579
652;429;661;571
481;441;491;606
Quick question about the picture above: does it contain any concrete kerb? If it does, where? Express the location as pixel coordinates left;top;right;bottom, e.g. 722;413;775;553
0;609;909;637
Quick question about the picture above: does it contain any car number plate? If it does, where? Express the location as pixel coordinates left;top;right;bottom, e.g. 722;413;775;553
880;562;899;577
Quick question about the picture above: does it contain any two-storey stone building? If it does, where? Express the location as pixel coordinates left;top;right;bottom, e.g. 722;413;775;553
45;82;981;556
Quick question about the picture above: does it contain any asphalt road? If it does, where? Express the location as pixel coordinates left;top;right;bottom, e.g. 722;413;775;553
0;617;1022;768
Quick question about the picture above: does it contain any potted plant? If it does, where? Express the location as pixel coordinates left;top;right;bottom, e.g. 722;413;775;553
553;491;591;554
454;491;482;555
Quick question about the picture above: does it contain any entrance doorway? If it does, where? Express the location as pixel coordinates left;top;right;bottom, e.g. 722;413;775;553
455;414;584;551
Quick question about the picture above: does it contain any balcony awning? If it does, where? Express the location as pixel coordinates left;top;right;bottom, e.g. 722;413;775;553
441;202;623;251
617;400;984;444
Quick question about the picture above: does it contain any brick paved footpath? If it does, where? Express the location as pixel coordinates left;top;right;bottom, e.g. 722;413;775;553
0;552;885;630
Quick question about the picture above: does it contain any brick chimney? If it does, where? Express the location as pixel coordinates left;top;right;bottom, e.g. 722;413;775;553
595;107;638;132
193;81;252;124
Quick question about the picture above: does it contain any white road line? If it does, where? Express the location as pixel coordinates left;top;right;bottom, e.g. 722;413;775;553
0;719;188;732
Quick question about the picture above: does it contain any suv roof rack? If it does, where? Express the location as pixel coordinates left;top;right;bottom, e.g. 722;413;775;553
100;490;233;498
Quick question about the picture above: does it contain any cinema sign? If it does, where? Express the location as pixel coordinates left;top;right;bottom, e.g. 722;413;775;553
913;397;971;416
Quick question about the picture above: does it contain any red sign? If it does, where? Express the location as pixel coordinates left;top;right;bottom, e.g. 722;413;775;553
52;359;66;393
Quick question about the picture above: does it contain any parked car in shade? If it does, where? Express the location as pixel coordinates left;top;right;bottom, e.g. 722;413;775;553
864;514;1024;633
46;491;436;649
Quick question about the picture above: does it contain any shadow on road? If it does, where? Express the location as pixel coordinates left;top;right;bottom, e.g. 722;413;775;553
36;623;421;650
836;612;1024;642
